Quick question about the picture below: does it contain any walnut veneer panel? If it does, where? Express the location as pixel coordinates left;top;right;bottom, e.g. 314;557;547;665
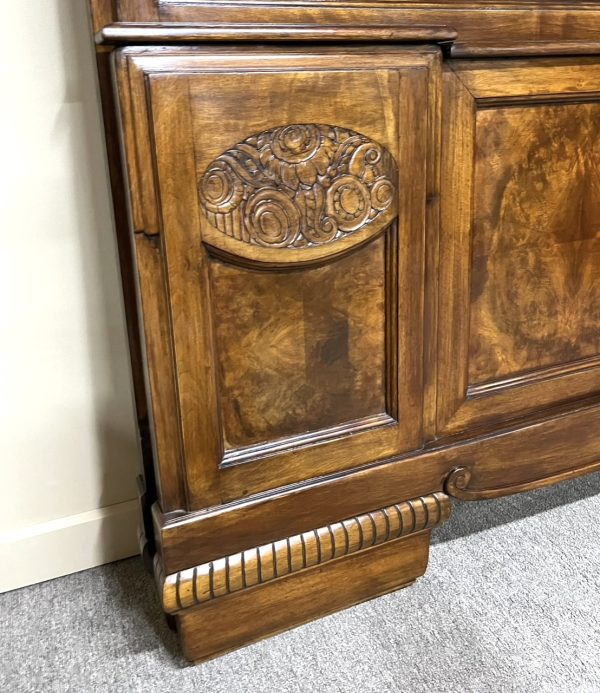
210;235;387;450
470;102;600;385
437;59;600;437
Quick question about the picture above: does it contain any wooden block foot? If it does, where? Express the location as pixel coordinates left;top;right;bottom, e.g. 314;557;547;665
177;530;430;662
153;492;451;662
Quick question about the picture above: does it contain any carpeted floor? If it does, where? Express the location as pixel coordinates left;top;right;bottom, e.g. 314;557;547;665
2;474;599;693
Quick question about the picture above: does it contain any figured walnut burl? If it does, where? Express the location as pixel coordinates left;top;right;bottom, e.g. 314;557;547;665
198;124;397;248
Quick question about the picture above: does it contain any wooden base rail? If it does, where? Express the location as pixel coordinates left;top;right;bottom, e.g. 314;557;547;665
156;492;451;614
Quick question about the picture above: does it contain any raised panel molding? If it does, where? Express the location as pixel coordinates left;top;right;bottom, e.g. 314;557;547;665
198;123;398;264
91;0;600;663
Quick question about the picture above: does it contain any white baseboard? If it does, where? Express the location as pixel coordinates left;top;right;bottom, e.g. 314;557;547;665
0;499;140;593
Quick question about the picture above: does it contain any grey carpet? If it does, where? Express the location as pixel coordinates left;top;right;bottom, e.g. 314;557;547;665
2;474;600;693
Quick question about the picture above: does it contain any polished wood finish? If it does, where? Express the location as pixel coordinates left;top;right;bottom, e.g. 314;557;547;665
156;398;600;573
470;103;600;384
116;46;438;506
437;58;600;437
451;40;600;58
88;0;600;663
445;461;600;501
211;237;388;450
98;22;458;44
198;123;398;266
178;530;429;662
110;1;600;44
158;492;450;613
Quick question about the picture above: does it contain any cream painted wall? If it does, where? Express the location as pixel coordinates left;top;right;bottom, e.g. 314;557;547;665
0;1;141;591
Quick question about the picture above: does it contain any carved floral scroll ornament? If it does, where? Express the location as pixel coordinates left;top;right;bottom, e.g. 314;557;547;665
198;124;397;250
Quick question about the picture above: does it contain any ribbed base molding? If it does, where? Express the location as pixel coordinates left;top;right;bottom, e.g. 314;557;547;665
153;492;451;661
177;531;430;662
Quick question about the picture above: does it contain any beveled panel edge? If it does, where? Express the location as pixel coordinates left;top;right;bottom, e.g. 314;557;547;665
449;57;600;100
467;355;600;398
451;40;600;58
155;492;451;613
221;413;395;467
97;22;458;45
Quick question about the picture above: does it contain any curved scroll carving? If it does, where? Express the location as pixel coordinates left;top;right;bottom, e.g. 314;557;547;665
444;467;476;499
444;461;600;501
198;124;397;258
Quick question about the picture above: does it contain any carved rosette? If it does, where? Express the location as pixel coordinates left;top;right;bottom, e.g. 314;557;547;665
198;124;397;253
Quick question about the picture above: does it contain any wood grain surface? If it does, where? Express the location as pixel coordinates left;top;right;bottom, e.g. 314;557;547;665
97;22;458;44
470;102;600;385
437;59;600;437
114;47;436;506
156;399;600;573
88;0;600;663
178;531;430;663
158;492;450;613
110;1;600;45
210;235;387;449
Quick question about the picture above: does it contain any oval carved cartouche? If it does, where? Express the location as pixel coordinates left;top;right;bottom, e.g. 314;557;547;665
198;124;398;250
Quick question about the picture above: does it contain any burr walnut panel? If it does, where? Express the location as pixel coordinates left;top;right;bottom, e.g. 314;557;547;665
210;234;387;451
469;103;600;385
437;59;600;437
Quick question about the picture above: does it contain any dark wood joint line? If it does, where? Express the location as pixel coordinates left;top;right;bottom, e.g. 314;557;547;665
134;228;161;245
155;492;451;614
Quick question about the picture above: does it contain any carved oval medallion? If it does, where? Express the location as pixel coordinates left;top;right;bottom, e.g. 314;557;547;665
198;124;398;265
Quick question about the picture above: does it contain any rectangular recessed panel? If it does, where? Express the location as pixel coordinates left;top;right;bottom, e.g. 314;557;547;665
210;235;387;449
469;103;600;386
